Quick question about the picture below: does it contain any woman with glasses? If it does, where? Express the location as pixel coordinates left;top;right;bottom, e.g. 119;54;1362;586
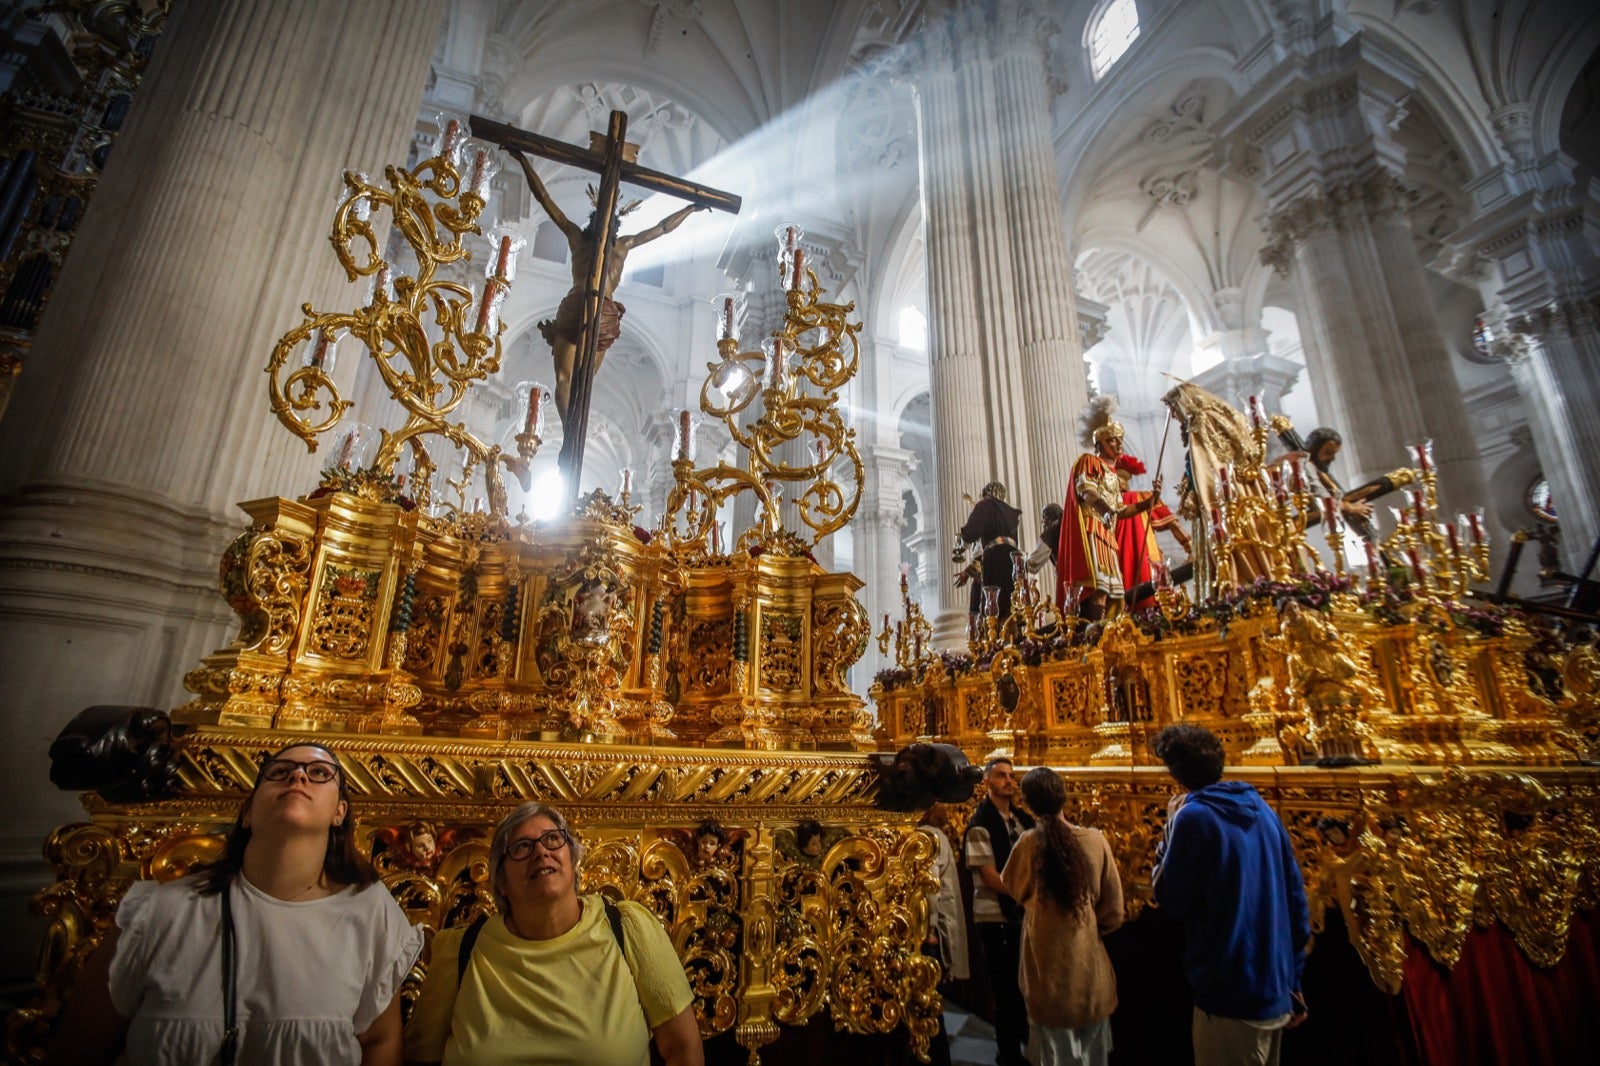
404;801;702;1066
49;743;424;1065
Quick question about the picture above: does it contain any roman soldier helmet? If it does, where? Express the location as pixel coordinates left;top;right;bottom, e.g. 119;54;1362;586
1078;395;1124;450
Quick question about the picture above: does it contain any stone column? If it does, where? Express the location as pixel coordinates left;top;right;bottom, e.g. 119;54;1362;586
1218;26;1486;515
0;0;443;984
1499;301;1600;568
1192;354;1302;417
857;444;914;687
990;6;1090;512
909;0;1087;644
1448;140;1600;568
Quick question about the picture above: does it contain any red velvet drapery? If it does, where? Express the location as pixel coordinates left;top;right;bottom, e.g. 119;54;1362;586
1399;908;1600;1065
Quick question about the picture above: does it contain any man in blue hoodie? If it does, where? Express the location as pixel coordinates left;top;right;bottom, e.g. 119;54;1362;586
1151;723;1311;1065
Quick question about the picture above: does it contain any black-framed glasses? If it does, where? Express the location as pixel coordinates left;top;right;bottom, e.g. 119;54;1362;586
504;830;570;861
261;758;341;784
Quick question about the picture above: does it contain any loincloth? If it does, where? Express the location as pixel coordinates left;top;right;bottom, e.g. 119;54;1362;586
538;290;626;352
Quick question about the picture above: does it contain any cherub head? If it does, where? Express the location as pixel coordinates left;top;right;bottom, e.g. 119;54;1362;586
402;820;439;867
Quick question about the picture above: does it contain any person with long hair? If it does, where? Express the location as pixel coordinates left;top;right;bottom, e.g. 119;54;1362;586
1002;767;1124;1066
49;742;424;1065
403;801;702;1066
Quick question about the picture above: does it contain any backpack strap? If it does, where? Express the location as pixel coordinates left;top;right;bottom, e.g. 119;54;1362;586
602;895;627;954
456;914;488;984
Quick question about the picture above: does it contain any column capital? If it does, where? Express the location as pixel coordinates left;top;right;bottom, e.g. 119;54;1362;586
1217;26;1417;210
1443;179;1600;318
1077;293;1110;351
894;0;1062;84
1508;295;1600;342
1259;169;1414;273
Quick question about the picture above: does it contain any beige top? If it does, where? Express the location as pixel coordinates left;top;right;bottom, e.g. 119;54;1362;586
1001;823;1124;1030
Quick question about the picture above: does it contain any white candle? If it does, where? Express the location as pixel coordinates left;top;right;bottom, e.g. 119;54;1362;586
765;338;787;391
350;171;371;222
523;385;544;438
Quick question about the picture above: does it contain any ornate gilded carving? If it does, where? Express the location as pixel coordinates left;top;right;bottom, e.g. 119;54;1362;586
811;598;868;695
220;526;313;654
309;564;380;659
759;611;804;692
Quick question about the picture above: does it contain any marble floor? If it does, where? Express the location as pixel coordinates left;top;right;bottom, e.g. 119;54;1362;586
943;1007;1001;1066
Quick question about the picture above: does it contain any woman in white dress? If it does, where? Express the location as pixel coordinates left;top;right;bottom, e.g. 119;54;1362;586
50;742;425;1065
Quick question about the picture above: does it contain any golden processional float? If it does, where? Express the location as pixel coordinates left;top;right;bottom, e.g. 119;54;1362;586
9;116;1600;1062
11;125;943;1065
878;383;1600;997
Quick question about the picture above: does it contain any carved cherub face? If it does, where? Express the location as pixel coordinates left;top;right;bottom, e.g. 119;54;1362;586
406;827;438;863
697;832;722;861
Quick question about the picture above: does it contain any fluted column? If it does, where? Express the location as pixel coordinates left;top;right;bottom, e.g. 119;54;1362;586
991;18;1090;512
1448;144;1600;568
909;0;1083;644
1500;302;1600;566
0;0;442;984
1220;28;1486;516
857;444;914;688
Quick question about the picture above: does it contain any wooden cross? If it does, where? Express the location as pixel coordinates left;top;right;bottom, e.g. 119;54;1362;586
470;111;742;496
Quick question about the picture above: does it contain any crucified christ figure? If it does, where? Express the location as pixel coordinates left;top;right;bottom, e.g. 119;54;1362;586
513;151;705;426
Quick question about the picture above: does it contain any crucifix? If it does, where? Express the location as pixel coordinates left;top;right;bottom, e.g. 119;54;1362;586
470;111;742;496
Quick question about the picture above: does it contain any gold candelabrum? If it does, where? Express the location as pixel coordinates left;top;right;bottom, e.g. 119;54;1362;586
178;136;876;749
876;568;934;677
265;115;546;518
1378;440;1492;599
1208;409;1323;587
662;224;864;553
644;224;872;751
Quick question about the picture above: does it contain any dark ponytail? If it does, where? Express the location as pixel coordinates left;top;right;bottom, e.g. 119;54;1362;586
1019;767;1092;910
192;744;376;896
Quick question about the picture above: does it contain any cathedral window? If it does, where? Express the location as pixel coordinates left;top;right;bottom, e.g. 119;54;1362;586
1088;0;1141;80
899;306;927;349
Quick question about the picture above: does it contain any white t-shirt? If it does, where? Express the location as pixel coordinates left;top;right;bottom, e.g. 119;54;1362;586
108;873;424;1066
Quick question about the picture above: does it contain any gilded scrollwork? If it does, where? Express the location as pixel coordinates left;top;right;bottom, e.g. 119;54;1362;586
759;611;804;692
309;564;381;660
812;598;869;695
220;526;313;655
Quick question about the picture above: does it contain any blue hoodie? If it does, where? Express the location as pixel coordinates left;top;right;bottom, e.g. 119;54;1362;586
1152;780;1311;1020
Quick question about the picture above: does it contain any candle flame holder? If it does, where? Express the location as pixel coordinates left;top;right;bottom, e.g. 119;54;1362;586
266;118;536;519
663;228;863;555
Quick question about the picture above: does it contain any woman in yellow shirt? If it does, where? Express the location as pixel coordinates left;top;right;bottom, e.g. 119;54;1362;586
403;802;702;1066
